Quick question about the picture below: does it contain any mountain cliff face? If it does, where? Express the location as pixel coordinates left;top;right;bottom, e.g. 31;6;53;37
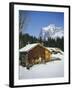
39;24;64;41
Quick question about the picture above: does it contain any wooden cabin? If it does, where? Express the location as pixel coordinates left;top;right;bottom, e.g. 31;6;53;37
19;43;51;68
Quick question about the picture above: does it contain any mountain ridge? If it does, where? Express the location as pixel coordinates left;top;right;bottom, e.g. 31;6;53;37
39;24;64;41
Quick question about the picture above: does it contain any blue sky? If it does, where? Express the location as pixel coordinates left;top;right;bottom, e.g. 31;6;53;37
19;10;64;38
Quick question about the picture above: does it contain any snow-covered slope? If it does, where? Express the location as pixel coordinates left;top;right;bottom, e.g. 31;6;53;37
19;49;64;79
19;60;64;79
39;24;64;40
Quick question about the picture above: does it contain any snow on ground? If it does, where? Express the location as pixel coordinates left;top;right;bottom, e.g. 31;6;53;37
51;53;64;60
19;52;64;79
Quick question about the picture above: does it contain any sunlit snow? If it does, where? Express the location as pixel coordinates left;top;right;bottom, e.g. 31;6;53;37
19;49;64;79
40;24;64;40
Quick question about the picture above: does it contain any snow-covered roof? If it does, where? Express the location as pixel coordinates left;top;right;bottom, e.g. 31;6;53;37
46;47;63;54
47;47;56;50
46;47;60;52
19;43;40;52
19;43;52;53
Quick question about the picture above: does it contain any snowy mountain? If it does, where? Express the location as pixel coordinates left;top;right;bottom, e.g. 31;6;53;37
39;24;64;41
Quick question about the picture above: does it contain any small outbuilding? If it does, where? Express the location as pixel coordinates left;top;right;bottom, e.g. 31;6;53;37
19;43;51;68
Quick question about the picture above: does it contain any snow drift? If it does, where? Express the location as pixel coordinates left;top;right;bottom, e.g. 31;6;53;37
19;48;64;79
